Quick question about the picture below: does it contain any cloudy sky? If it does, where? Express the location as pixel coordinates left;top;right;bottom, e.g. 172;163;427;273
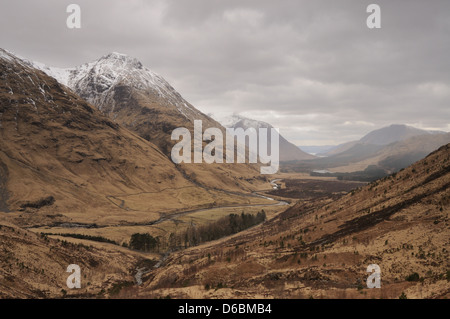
1;0;449;145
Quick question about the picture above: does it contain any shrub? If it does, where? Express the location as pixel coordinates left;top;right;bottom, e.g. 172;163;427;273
129;233;159;252
405;272;420;282
399;292;407;299
108;281;134;296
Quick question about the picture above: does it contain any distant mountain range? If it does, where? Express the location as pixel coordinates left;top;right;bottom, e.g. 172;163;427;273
292;124;450;174
359;124;445;145
212;114;449;172
314;124;447;157
299;124;447;157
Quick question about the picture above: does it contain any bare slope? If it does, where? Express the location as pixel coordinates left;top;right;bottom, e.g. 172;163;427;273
32;53;265;189
136;144;450;299
0;49;203;224
0;221;140;298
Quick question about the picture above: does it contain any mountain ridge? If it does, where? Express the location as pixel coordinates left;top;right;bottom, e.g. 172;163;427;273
216;114;315;162
25;51;265;189
321;124;447;157
0;48;194;221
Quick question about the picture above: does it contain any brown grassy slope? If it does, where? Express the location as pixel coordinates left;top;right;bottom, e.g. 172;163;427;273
67;57;265;191
0;50;196;224
135;144;449;299
0;221;141;298
330;133;450;172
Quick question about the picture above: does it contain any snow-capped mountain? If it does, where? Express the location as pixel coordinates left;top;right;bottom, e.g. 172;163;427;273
24;52;223;157
217;114;272;130
28;52;204;121
216;114;315;161
0;48;197;213
1;48;262;196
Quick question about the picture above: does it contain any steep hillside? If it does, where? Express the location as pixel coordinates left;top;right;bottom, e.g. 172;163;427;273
31;53;264;189
134;144;450;299
0;221;141;298
34;52;217;152
0;49;195;222
0;49;266;229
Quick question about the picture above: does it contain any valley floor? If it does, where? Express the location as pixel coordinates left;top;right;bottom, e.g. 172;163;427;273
1;149;449;299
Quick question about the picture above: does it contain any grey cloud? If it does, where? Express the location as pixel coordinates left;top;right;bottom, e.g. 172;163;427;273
1;0;449;145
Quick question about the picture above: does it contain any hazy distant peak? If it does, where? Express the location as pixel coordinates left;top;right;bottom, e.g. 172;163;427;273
359;124;431;146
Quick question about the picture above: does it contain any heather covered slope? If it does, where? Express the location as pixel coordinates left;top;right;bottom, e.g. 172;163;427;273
0;49;267;229
0;221;143;298
135;144;449;299
32;52;264;189
0;49;192;221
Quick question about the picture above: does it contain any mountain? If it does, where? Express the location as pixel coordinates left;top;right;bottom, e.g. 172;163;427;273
320;124;446;157
135;143;450;299
30;52;216;151
375;132;450;171
360;124;444;145
30;52;265;188
1;49;448;299
0;49;275;298
290;124;450;174
0;49;196;224
313;132;450;173
218;114;315;162
0;49;268;223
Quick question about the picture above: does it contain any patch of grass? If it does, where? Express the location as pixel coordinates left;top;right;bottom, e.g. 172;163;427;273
108;281;134;296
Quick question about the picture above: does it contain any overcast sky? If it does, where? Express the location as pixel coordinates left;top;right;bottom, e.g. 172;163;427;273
1;0;449;145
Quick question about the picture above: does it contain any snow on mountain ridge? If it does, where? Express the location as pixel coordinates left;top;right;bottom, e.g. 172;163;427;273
214;113;315;161
27;52;199;120
219;114;272;129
